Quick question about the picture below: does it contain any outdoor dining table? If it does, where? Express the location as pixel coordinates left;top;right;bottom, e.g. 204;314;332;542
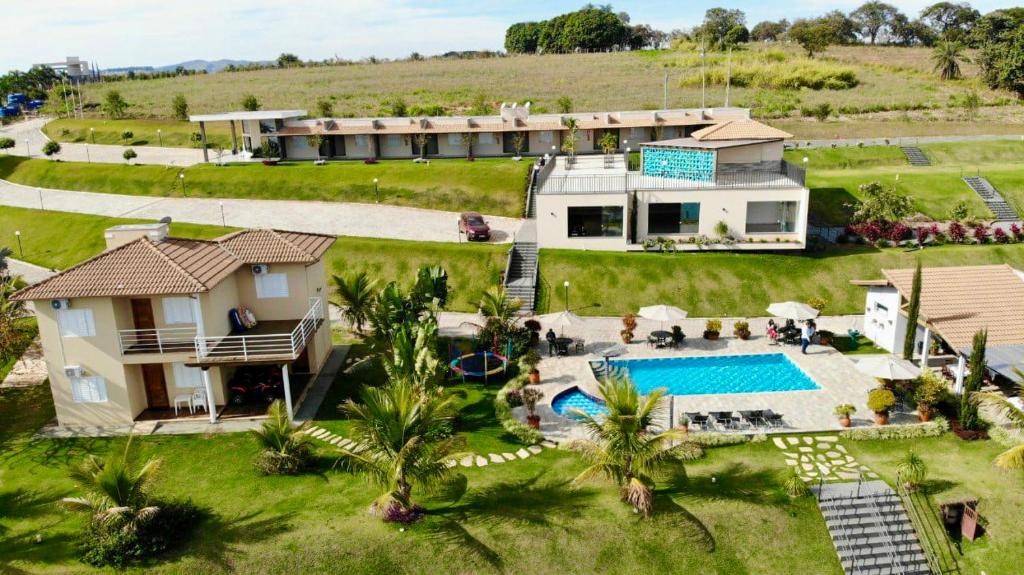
553;337;574;355
650;330;672;346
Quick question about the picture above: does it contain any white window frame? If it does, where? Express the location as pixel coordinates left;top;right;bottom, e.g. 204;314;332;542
173;363;203;389
354;134;368;148
71;375;108;403
447;133;462;146
58;308;96;338
162;297;195;325
255;272;290;299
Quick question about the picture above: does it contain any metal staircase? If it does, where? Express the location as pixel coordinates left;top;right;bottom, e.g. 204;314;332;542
504;240;537;311
963;176;1019;221
813;480;931;575
900;147;931;166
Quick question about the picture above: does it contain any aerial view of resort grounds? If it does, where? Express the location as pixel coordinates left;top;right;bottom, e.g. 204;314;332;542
1;2;1023;573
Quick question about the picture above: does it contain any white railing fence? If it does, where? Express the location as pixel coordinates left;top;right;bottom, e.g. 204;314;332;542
118;327;198;355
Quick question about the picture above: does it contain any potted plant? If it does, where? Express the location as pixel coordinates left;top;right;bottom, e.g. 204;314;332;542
867;387;897;426
621;313;637;344
834;404;856;428
733;320;751;340
676;414;690;434
703;319;722;340
913;370;946;422
520;349;542;385
522;387;544;430
524;319;542;346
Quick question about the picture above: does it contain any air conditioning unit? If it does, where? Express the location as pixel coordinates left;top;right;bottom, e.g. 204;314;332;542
251;264;270;275
51;299;71;310
64;365;83;378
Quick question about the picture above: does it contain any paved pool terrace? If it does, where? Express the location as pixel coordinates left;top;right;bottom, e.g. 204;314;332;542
508;315;897;441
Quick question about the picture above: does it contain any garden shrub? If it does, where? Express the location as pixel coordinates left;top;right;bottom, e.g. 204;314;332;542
78;499;202;568
687;432;767;447
988;425;1024;448
494;374;543;444
839;417;948;441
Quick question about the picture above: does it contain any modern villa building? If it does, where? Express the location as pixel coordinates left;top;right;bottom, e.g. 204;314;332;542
532;119;808;251
12;223;335;429
189;105;752;162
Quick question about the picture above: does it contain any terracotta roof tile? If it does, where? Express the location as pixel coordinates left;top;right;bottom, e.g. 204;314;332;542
13;229;335;301
691;120;792;141
882;264;1024;350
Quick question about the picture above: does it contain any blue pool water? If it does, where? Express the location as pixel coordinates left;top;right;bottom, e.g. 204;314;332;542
551;354;818;418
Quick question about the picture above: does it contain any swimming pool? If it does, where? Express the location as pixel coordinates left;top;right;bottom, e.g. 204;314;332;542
611;353;819;396
551;387;607;417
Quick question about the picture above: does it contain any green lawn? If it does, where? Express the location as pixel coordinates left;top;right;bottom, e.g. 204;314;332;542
0;155;531;217
0;377;845;574
0;206;506;313
42;118;232;149
787;140;1024;224
847;435;1024;575
538;243;1024;317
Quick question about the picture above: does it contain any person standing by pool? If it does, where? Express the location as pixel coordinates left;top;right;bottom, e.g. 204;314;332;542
801;320;815;354
546;328;558;356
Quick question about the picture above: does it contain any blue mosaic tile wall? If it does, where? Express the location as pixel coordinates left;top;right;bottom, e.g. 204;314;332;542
641;147;715;181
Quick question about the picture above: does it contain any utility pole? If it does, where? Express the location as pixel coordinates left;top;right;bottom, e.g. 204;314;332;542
60;76;71;118
725;48;732;108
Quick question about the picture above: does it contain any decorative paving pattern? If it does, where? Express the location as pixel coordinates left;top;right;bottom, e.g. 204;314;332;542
304;426;557;468
772;435;878;482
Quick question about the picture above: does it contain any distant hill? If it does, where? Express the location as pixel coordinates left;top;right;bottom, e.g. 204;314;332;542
154;59;268;73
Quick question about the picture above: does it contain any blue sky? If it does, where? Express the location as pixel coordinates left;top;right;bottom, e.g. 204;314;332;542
6;0;1020;71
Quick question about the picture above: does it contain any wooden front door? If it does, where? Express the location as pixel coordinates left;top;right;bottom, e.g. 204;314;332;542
130;299;156;331
141;364;169;409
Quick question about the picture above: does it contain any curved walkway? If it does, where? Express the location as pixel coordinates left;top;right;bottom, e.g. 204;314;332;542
0;178;522;243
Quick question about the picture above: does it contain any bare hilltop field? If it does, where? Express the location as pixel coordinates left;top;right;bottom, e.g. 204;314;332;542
72;44;1024;139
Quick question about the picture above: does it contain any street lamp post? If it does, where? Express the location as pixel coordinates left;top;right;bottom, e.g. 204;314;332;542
24;139;29;156
179;172;186;196
37;188;43;209
90;127;95;144
84;143;90;163
157;129;162;147
563;280;570;311
219;201;226;227
14;231;23;258
373;178;379;203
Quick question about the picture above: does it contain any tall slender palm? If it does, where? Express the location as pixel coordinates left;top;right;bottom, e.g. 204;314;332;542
331;272;377;333
480;285;520;328
337;381;465;521
61;439;162;533
972;372;1024;469
932;40;966;81
570;377;701;517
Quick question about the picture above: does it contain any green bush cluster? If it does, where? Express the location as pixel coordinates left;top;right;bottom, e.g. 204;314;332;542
494;374;544;444
680;60;858;91
686;432;768;446
988;425;1024;448
839;417;948;441
78;500;202;568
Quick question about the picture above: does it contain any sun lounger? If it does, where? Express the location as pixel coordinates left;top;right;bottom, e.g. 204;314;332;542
710;411;742;430
685;412;710;431
763;410;785;428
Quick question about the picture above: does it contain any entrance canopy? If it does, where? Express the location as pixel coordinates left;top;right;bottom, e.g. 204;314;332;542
188;110;307;161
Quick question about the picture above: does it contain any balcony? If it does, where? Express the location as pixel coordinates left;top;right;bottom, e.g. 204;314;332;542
118;298;325;364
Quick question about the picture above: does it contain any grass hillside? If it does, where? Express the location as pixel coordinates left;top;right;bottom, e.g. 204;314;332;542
786;140;1024;224
0;156;531;217
71;45;1023;140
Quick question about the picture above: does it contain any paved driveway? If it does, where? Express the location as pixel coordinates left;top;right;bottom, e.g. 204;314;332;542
0;178;522;243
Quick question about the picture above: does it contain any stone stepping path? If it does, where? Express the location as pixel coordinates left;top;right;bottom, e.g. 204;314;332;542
304;426;558;468
772;435;878;483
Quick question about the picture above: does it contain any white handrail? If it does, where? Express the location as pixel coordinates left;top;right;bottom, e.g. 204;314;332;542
119;327;198;355
191;298;323;362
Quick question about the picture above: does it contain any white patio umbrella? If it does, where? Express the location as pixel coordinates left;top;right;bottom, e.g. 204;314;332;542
638;305;688;329
854;356;921;380
766;301;820;321
538;310;585;335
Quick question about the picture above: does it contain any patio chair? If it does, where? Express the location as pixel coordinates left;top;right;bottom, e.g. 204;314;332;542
574;338;586;354
647;335;660;348
173;392;193;416
685;412;710;431
711;411;741;430
191;387;208;414
739;410;766;429
763;410;785;428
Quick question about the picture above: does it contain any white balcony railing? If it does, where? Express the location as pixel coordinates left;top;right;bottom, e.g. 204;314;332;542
117;298;324;363
193;298;324;362
119;327;198;355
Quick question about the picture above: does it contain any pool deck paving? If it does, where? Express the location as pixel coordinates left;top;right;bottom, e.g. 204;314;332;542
516;314;894;442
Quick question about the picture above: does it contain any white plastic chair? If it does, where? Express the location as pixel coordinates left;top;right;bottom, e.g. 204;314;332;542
191;387;208;414
173;393;192;416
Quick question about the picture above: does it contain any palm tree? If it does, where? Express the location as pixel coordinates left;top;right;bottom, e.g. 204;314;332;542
381;317;445;392
61;439;162;533
337;381;465;521
570;376;701;517
972;371;1024;469
251;400;314;474
932;40;966;81
0;277;28;364
331;272;377;333
561;117;579;158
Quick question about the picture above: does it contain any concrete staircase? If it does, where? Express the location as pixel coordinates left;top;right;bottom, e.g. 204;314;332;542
900;147;931;166
813;481;931;575
963;176;1019;221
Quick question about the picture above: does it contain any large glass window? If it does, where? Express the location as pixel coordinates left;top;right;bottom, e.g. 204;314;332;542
648;203;700;234
568;206;623;238
745;201;799;233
